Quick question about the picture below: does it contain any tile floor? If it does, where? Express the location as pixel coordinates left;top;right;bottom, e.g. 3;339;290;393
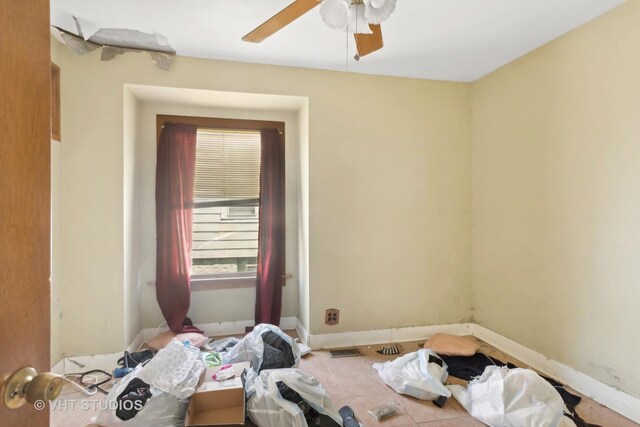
297;338;639;427
52;334;639;427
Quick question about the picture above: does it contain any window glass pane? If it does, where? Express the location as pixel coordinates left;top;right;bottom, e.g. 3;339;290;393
192;129;260;275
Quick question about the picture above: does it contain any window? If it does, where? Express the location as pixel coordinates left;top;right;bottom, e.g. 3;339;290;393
191;128;261;277
156;114;284;288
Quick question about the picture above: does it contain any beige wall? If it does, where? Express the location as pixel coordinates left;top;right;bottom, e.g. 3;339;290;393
57;48;127;356
308;78;472;334
471;1;640;398
52;41;472;354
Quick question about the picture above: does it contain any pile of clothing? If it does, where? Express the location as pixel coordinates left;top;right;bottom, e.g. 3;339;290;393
371;333;601;427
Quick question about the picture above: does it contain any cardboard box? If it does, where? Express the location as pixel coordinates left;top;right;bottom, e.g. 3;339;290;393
185;362;250;427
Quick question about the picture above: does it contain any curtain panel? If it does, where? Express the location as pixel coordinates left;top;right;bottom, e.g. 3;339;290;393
255;128;286;325
155;123;202;333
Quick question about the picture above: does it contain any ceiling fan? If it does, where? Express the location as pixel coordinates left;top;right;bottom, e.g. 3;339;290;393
242;0;397;60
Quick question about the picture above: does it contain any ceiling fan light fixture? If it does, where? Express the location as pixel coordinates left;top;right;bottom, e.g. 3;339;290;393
347;3;373;34
364;0;396;24
320;0;350;30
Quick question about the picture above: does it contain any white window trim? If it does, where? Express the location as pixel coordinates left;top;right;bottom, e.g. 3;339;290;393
149;272;290;291
190;272;257;291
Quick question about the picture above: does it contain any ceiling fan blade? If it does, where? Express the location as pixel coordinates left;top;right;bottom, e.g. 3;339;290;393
242;0;321;43
354;24;383;58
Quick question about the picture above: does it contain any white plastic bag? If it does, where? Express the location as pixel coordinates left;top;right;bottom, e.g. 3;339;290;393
137;339;206;399
449;366;565;427
247;369;343;427
223;323;301;371
373;349;451;401
93;366;189;427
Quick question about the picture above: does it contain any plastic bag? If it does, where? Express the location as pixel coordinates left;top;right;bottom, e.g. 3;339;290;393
247;369;343;427
223;323;301;371
137;339;206;399
224;324;301;398
92;366;189;427
373;349;451;401
449;366;565;427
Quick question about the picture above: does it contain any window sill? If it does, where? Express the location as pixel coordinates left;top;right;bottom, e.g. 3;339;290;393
147;276;256;291
148;274;291;292
191;275;256;291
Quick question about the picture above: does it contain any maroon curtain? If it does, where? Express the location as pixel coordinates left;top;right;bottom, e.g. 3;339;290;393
155;123;202;333
255;128;286;325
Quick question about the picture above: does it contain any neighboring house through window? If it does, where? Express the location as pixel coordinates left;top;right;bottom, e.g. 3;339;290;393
192;127;261;278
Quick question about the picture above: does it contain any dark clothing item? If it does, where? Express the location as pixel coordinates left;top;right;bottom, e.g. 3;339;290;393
276;381;340;427
543;374;581;409
441;353;581;408
118;350;155;369
565;405;603;427
440;353;515;381
116;378;153;421
259;331;296;371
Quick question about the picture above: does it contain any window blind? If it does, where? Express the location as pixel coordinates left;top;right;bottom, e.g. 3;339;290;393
194;128;261;206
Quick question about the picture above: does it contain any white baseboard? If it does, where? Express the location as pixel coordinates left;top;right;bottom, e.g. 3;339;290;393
58;353;123;375
470;324;640;424
141;316;298;341
305;323;473;350
49;318;296;374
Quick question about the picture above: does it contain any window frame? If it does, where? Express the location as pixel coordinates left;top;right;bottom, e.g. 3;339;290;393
156;115;285;290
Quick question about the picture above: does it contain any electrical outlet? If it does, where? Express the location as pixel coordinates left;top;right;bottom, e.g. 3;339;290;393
325;308;339;325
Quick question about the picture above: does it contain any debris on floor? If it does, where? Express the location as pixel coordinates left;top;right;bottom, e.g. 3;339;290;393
367;402;403;421
376;344;401;355
50;328;618;427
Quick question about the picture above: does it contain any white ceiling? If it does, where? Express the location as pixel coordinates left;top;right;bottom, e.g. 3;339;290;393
51;0;625;82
